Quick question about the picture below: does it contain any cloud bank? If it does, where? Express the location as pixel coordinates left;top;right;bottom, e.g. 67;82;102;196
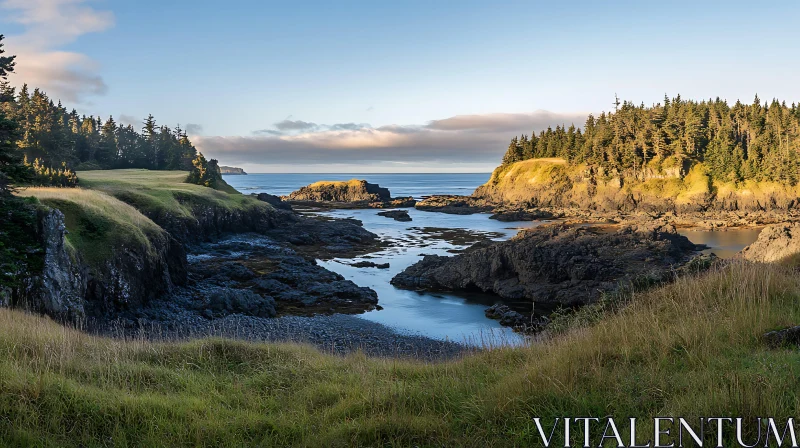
1;0;114;102
195;110;587;172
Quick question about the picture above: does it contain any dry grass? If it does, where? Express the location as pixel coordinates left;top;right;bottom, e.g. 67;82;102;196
1;261;799;446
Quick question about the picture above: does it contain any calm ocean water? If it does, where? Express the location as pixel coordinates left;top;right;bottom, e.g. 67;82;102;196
223;172;761;345
223;173;491;198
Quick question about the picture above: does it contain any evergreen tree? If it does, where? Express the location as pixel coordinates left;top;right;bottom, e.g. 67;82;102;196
0;34;25;194
498;94;800;186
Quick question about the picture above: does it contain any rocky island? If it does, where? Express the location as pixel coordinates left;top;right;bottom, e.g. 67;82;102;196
285;179;416;209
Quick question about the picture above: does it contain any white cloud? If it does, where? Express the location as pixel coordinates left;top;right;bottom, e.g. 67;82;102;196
1;0;115;102
195;110;588;171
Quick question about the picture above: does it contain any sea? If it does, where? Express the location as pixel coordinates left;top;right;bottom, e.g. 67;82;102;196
224;173;761;346
225;173;489;199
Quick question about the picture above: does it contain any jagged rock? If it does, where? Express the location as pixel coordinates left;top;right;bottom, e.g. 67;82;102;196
489;209;555;222
764;325;800;348
18;206;187;321
349;261;390;269
21;208;87;320
391;224;699;307
377;210;412;222
739;222;800;263
255;192;293;211
288;179;390;203
415;195;494;215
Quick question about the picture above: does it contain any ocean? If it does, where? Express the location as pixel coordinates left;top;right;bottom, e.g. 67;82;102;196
223;173;491;198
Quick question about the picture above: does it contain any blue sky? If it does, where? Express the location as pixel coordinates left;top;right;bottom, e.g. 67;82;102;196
2;0;800;172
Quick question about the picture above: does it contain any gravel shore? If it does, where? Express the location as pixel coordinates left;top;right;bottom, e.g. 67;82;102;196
97;312;469;361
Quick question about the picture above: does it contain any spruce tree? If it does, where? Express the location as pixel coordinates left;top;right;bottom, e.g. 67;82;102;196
0;35;25;194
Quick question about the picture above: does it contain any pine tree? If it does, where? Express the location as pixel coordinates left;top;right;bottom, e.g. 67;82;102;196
0;34;25;194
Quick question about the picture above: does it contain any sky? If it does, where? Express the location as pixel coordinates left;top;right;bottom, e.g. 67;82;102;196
2;0;800;173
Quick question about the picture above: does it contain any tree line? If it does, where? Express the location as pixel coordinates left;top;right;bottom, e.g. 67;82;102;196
0;84;201;173
501;95;800;185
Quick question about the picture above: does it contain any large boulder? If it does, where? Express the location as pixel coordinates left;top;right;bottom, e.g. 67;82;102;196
739;223;800;263
255;192;293;211
287;179;390;203
391;224;699;307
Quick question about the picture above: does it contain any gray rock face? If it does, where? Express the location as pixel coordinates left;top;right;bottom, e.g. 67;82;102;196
288;180;391;203
255;192;292;211
22;208;87;320
17;207;187;321
391;224;698;307
739;222;800;263
764;325;800;348
377;210;412;222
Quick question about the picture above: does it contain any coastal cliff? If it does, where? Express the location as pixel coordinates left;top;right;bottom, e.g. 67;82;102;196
220;166;247;175
473;158;800;214
13;170;382;325
14;194;186;320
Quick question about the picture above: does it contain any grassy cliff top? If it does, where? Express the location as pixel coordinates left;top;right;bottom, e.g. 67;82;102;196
1;261;798;445
77;169;268;219
306;179;367;188
16;187;167;265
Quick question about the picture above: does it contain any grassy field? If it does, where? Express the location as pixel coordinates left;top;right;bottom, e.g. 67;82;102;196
1;261;799;446
77;169;268;219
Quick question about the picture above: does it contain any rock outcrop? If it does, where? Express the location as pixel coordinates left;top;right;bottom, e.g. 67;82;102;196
285;180;416;209
18;207;187;320
391;224;699;307
254;192;293;211
415;195;494;215
288;179;390;203
739;223;800;263
377;210;412;222
19;208;86;320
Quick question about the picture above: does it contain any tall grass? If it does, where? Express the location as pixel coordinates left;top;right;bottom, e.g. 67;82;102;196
1;261;799;446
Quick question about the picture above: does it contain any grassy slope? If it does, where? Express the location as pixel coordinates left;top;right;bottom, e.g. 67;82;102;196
76;170;266;219
15;187;166;266
478;158;800;208
1;261;799;446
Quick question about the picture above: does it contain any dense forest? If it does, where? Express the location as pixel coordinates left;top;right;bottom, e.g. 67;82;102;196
0;83;200;172
501;95;800;185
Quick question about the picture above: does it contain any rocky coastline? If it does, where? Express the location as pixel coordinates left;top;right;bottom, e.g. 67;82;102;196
391;223;708;332
12;167;800;355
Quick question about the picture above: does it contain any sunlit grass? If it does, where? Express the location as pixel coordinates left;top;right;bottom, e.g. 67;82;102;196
16;187;167;265
77;169;267;219
1;261;799;446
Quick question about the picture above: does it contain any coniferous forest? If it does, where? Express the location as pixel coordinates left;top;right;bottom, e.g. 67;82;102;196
0;83;200;173
501;95;800;185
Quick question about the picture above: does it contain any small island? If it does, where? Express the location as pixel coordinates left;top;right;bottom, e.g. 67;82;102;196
219;166;247;175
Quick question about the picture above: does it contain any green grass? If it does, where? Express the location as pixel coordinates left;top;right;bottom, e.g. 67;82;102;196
15;187;167;266
76;169;268;220
1;261;799;446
